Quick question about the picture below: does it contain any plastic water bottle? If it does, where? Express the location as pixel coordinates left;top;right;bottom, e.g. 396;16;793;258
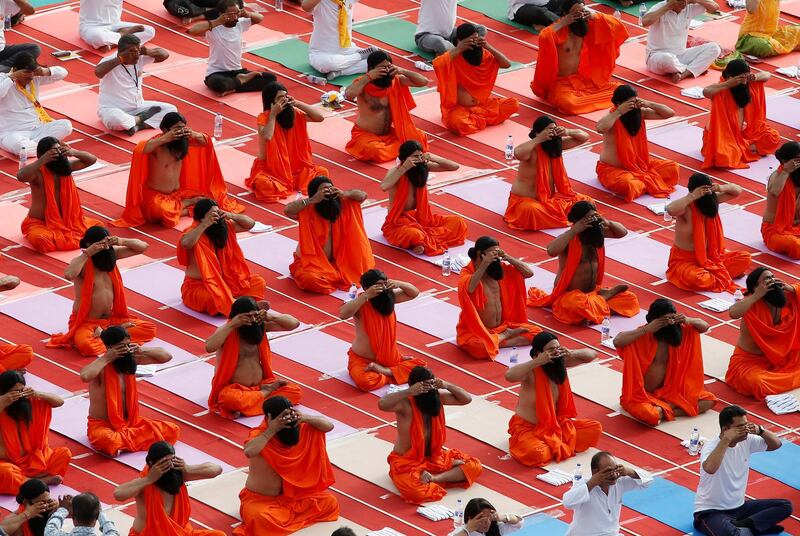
18;142;28;169
509;346;519;365
639;3;647;25
348;283;358;301
453;499;464;529
307;74;327;85
275;0;284;11
733;288;744;302
688;428;700;455
663;194;673;223
573;463;583;484
3;16;10;30
600;316;611;342
413;60;433;72
613;8;622;19
504;134;514;161
213;113;223;139
441;249;452;276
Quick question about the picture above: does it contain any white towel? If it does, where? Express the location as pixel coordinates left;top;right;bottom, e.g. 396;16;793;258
680;86;705;99
416;504;454;521
367;529;406;536
680;436;709;454
249;222;273;233
647;202;667;215
434;254;470;274
536;469;573;486
776;66;799;78
766;393;800;415
134;364;157;377
698;298;734;312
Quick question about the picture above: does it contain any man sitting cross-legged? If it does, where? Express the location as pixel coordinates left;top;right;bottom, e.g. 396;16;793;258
762;141;800;259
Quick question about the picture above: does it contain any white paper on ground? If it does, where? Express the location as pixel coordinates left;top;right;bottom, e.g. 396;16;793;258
777;66;799;78
765;393;800;414
680;86;705;99
698;298;734;312
536;469;572;486
250;222;273;233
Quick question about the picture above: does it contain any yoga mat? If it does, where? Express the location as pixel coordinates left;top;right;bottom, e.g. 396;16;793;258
239;231;296;276
647;121;704;161
28;0;68;7
616;41;718;89
293;519;371;536
26;373;72;398
622;477;696;533
352;15;434;60
306;115;385;169
688;18;741;51
23;7;83;49
76;169;131;207
514;514;568;535
0;484;81;511
720;207;800;265
751;440;800;490
395;293;460;342
215;145;257;190
593;0;660;16
250;38;361;87
782;0;800;17
152;60;264;112
460;0;537;32
699;332;734;380
353;2;388;22
766;94;800;129
0;290;72;334
269;328;351;375
445;396;514;452
0;202;79;264
188;470;245;518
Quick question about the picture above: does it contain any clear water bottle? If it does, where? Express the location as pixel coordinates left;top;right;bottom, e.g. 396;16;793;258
348;283;358;301
18;142;28;169
295;190;303;201
413;60;433;71
733;288;744;302
213;113;223;139
639;3;647;25
613;8;622;19
307;74;327;85
504;134;514;161
600;316;611;342
509;346;519;365
689;427;700;455
663;194;673;223
3;16;10;30
573;463;583;484
275;0;284;11
453;498;464;529
441;249;452;276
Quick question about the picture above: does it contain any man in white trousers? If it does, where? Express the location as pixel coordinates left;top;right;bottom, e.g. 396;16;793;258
79;0;156;50
302;0;375;80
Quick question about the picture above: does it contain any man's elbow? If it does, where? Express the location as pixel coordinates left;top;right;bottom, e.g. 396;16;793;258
112;489;128;502
701;462;717;474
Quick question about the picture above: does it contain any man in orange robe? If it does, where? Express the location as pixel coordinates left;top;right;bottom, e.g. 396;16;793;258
528;201;639;325
115;441;224;536
48;226;156;357
505;332;600;467
247;82;328;202
285;176;374;294
344;51;429;163
235;396;339;535
505;116;592;231
113;112;244;228
207;296;302;418
178;198;265;317
596;85;680;202
0;371;71;495
80;325;179;455
432;23;517;135
381;141;467;256
379;366;482;504
12;478;59;536
531;0;628;115
701;59;779;170
18;138;100;253
456;236;541;359
615;299;717;426
0;275;32;375
726;268;800;399
339;269;427;392
763;141;800;259
666;173;751;292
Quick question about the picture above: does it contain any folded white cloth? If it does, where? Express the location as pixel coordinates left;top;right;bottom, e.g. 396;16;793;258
766;393;800;415
134;364;157;377
367;528;405;536
698;298;734;312
777;66;799;78
250;222;273;233
416;504;454;521
647;202;667;215
434;254;470;274
680;436;709;454
727;0;745;8
680;86;705;99
536;469;573;486
689;19;704;29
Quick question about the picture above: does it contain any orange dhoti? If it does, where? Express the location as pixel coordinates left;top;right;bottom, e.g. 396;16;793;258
596;159;679;203
216;383;302;417
505;192;592;231
548;287;640;326
236;488;339;536
22;216;99;253
508;414;602;467
442;98;518;136
67;315;156;358
725;346;800;400
666;246;750;293
0;449;71;495
762;222;800;259
0;343;32;372
347;349;425;392
761;178;800;259
140;187;201;229
88;416;180;456
345;124;428;163
541;75;619;115
458;322;539;360
181;275;266;317
246;159;328;203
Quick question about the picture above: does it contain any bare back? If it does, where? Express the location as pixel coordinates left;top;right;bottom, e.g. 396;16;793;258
672;210;695;251
763;180;800;225
350;313;376;359
146;147;182;194
355;93;392;135
599;129;621;168
26;171;62;221
392;399;432;456
642;342;669;393
73;270;115;318
736;316;764;355
556;35;583;77
244;448;282;496
515;373;560;425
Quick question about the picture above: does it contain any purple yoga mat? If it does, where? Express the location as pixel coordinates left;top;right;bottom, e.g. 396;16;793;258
327;368;397;398
394;294;459;342
721;208;800;264
766;94;800;129
269;329;351;375
240;232;297;276
648;122;704;161
145;360;213;409
729;154;777;184
26;373;72;398
442;176;510;216
150;338;197;370
0;291;72;334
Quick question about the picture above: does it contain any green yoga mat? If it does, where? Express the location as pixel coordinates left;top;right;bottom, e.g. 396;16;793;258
459;0;538;33
593;0;660;17
353;15;434;60
251;38;361;87
28;0;66;7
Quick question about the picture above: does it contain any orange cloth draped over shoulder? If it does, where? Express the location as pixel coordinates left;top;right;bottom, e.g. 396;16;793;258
88;366;180;455
234;423;339;536
388;400;482;504
113;134;244;228
596;116;679;202
46;262;156;357
701;80;780;169
432;48;518;135
177;220;265;317
456;261;540;359
527;236;639;325
246;111;329;202
345;78;428;163
381;175;467;256
531;14;628;115
289;198;374;294
619;326;717;426
208;331;302;418
508;368;602;467
725;283;800;399
0;399;71;495
22;168;99;253
347;304;426;391
14;506;35;536
762;174;800;259
0;343;32;373
666;205;750;292
505;146;593;230
130;468;224;536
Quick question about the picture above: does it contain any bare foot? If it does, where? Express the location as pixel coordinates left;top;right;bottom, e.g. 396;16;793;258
366;362;392;376
532;24;545;32
598;284;628;301
0;275;20;291
231;411;242;419
420;471;435;483
452;459;466;467
411;245;425;254
499;327;528;342
261;379;288;395
620;0;633;5
235;71;260;87
118;25;145;36
40;475;62;486
365;362;379;372
99;45;112;53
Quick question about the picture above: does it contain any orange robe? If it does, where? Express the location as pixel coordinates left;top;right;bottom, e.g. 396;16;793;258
345;77;428;163
388;400;482;504
234;423;339;536
527;236;640;325
619;326;717;426
504;146;593;230
596;116;679;202
22;168;99;253
725;283;800;399
432;48;518;135
701;80;780;169
113;134;244;228
347;304;427;392
456;261;541;359
0;343;32;373
47;262;156;357
177;220;265;317
531;14;628;115
87;365;180;455
246;111;329;202
381;175;467;256
666;205;751;292
508;367;602;467
289;198;374;294
208;331;302;418
762;174;800;259
0;399;71;494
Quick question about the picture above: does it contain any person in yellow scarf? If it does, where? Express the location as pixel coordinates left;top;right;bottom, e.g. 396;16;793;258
304;0;376;80
0;53;72;157
736;0;800;57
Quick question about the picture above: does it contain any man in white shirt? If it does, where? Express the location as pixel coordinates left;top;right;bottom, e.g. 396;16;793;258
79;0;155;51
507;0;562;32
415;0;486;56
643;0;721;83
0;0;39;73
0;53;72;156
44;493;120;536
694;405;791;536
95;34;177;136
303;0;376;79
563;451;653;536
188;0;275;96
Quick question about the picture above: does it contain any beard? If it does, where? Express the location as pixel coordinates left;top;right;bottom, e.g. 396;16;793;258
486;260;504;280
205;221;229;249
166;137;189;161
238;322;265;345
28;511;52;536
154;469;185;496
407;163;429;188
413;390;442;417
654;324;683;347
540;136;563;159
579;223;605;249
276;106;295;130
5;397;32;424
694;193;719;218
569;18;589;37
619;109;643;137
462;46;483;66
112;352;138;375
91;247;117;272
314;196;342;222
45;155;72;177
542;356;567;385
369;289;396;316
371;74;394;89
729;84;751;109
276;422;301;446
764;285;787;309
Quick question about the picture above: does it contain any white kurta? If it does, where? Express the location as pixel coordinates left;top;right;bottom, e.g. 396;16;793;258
564;472;654;536
78;0;155;49
645;2;721;77
308;0;367;75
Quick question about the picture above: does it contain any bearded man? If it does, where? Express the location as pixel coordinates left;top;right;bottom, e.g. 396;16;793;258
114;441;224;536
665;173;751;292
762;141;800;259
381;140;466;256
726;268;800;399
13;478;59;536
616;299;717;426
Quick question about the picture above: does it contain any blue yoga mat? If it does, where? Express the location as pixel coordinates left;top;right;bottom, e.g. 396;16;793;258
515;513;568;535
622;477;696;534
751;440;800;491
